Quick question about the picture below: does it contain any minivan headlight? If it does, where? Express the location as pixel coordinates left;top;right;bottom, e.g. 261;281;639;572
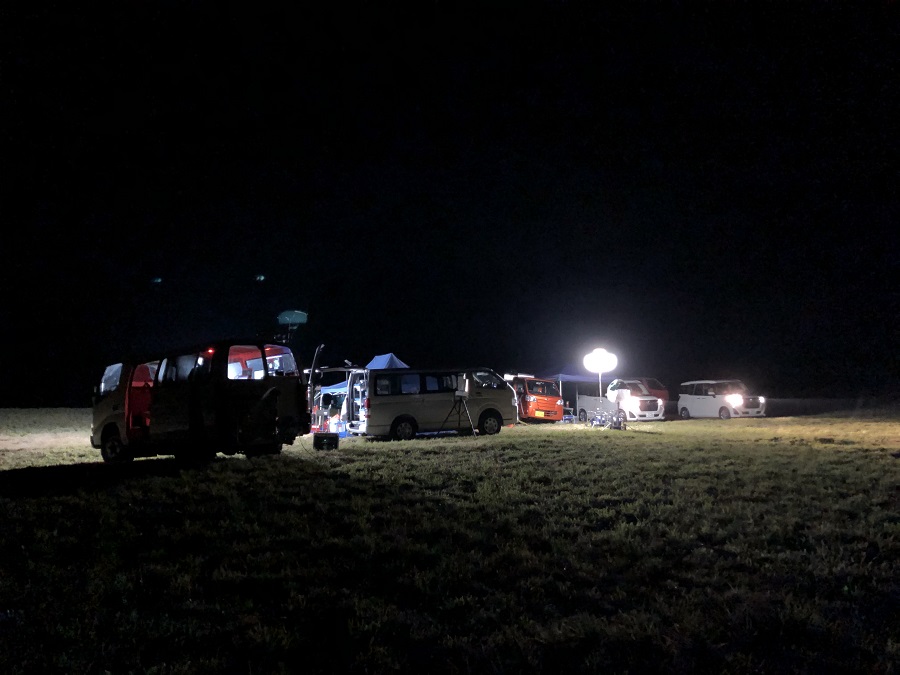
623;396;640;411
759;396;766;404
725;394;743;407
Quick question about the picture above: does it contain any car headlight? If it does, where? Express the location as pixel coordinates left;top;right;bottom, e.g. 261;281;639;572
759;396;766;404
525;395;536;402
725;394;743;407
556;399;564;406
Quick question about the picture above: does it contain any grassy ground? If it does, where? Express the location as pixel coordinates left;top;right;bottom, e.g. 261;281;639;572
0;408;898;673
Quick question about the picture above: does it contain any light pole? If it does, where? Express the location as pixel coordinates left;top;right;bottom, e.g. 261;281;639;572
583;348;618;398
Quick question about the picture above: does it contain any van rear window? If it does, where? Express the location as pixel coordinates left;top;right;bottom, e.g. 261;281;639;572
227;345;264;380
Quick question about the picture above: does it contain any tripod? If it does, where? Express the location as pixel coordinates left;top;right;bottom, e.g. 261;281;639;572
441;392;476;434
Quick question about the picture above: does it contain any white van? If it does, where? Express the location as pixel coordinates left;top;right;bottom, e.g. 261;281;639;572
606;379;665;421
346;367;517;440
677;380;766;419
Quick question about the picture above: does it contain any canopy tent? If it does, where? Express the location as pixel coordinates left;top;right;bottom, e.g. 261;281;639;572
318;354;409;396
538;364;603;412
540;371;599;384
539;361;599;385
321;380;349;395
366;353;409;369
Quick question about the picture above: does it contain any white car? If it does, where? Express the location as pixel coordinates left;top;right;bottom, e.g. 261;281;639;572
606;378;665;421
677;380;766;419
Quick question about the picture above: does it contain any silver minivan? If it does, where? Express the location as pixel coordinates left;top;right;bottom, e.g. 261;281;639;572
346;367;517;440
677;380;766;419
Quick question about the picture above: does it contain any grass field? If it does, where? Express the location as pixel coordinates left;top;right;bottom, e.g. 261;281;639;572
0;407;898;673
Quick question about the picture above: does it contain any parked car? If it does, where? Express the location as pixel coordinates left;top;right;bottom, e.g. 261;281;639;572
508;374;564;422
677;380;766;419
606;378;665;421
346;367;516;440
91;337;311;462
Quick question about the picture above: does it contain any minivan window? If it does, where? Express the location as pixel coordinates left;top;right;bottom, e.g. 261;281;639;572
400;373;420;394
264;344;299;377
227;345;265;380
158;353;203;385
372;373;423;395
425;374;457;392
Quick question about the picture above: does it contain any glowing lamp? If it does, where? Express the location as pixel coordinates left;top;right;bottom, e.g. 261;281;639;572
583;348;617;395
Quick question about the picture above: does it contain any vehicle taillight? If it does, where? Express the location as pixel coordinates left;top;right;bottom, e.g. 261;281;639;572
364;397;370;410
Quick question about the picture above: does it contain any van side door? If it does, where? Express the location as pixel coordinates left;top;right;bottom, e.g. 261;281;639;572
420;372;458;431
694;383;716;417
149;353;199;442
219;344;277;446
466;369;516;426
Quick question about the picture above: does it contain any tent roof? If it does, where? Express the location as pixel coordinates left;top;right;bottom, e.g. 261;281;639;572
539;363;599;383
541;372;599;383
321;380;349;394
366;353;409;369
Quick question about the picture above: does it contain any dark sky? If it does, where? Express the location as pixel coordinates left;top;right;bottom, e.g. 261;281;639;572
3;1;898;406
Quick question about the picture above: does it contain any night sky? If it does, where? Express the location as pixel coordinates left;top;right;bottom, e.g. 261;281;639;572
4;2;898;407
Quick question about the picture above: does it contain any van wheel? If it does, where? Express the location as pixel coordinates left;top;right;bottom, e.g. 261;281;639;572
101;429;133;463
391;417;417;441
478;412;503;435
718;407;731;420
578;409;587;422
679;407;691;420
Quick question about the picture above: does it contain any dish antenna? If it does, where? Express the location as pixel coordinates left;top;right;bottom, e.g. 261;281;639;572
275;309;308;343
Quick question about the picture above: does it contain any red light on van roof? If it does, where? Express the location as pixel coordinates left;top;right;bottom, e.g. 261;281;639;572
206;348;215;355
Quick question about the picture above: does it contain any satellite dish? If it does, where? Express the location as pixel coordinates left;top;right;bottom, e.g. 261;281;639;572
277;310;308;329
272;309;309;344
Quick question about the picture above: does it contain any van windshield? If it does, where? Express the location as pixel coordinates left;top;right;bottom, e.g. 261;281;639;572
526;380;560;397
711;381;747;395
100;363;123;394
624;382;649;395
470;370;507;389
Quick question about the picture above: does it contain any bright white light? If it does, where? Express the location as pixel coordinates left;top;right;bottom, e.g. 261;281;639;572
622;394;641;411
759;396;766;404
584;348;618;397
725;394;743;407
583;348;617;374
